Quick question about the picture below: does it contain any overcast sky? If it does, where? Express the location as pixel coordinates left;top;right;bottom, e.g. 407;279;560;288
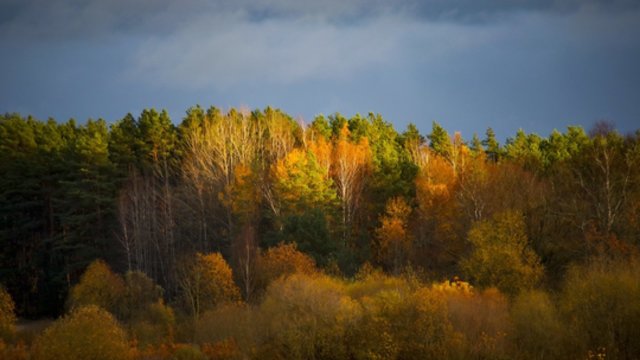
1;0;639;140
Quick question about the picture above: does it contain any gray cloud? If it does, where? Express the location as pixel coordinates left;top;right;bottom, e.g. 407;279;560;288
2;0;638;41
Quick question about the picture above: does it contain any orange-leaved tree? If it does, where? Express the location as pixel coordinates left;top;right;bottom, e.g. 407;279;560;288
179;253;240;320
375;197;413;274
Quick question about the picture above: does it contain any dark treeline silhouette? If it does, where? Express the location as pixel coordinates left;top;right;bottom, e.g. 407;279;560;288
1;108;639;359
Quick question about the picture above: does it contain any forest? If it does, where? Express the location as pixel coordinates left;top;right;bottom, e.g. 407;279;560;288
0;107;639;359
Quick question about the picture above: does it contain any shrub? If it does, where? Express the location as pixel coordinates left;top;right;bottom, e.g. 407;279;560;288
436;281;511;359
256;243;317;292
122;270;164;321
67;259;126;314
256;273;358;360
560;259;640;359
0;286;16;341
510;290;566;359
31;305;130;360
194;303;254;352
130;300;176;347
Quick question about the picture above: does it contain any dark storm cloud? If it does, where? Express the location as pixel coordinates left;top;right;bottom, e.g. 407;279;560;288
1;0;639;139
1;0;638;41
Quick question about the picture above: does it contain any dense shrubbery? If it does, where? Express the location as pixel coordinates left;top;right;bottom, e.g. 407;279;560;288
1;255;640;359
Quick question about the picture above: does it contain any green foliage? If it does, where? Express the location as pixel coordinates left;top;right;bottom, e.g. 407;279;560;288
461;211;544;295
483;127;501;161
427;121;452;158
272;149;337;217
269;209;337;267
31;305;130;360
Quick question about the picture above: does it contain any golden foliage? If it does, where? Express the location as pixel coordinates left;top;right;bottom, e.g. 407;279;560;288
258;243;317;287
31;305;130;360
67;259;126;314
561;259;640;359
375;197;413;273
272;148;337;216
461;211;544;296
180;253;241;319
257;273;359;360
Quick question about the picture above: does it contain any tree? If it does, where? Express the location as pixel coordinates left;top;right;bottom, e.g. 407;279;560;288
179;253;240;320
375;197;413;274
461;211;543;295
257;243;317;293
272;148;337;218
483;127;501;162
427;121;452;159
331;124;372;244
31;305;130;360
67;259;125;315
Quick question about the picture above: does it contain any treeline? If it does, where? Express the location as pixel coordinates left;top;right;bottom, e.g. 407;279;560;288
1;107;639;320
1;107;640;359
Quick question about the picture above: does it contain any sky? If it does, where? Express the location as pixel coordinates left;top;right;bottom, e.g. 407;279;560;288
1;0;639;141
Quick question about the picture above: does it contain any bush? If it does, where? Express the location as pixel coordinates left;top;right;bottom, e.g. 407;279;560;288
560;259;640;359
194;302;254;354
435;281;511;359
510;290;566;359
122;270;164;321
0;286;16;341
67;259;126;314
256;273;358;360
256;243;317;292
31;305;130;360
130;300;175;347
347;285;460;360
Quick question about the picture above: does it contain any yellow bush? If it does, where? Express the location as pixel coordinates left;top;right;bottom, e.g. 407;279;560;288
67;259;126;314
510;290;566;359
256;273;358;360
31;305;130;360
560;259;640;359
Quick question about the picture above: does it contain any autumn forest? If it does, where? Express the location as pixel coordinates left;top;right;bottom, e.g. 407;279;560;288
1;107;639;359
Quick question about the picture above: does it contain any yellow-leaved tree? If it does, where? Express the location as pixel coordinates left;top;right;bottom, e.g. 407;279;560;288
461;211;543;296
